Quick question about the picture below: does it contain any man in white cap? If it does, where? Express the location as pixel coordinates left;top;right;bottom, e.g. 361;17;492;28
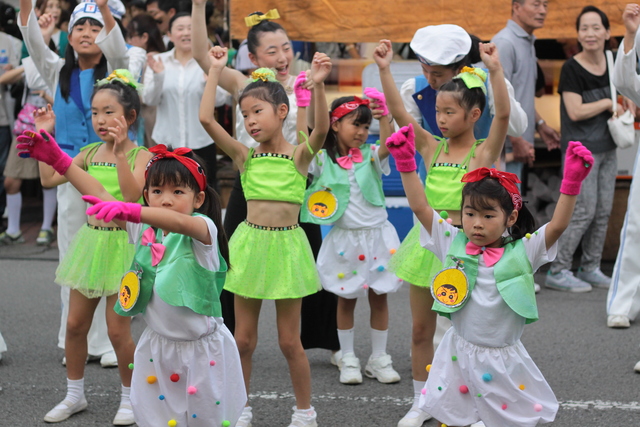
396;25;527;427
401;24;527;150
492;0;560;179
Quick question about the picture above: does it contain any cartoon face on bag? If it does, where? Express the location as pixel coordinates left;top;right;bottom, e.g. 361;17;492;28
435;284;458;305
120;285;131;307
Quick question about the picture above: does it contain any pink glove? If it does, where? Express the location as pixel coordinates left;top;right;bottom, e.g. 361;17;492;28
83;195;142;223
385;123;416;172
16;130;72;175
363;87;389;116
294;71;311;107
560;141;594;195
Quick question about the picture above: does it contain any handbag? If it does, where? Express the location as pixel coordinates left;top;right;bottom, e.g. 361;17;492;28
606;50;636;149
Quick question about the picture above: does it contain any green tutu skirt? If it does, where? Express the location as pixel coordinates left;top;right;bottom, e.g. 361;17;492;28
388;222;442;288
225;221;321;299
56;224;135;298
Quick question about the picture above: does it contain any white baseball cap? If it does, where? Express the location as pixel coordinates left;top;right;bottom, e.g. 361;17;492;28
410;24;472;66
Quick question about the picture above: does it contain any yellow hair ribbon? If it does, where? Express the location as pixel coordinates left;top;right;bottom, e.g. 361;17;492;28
245;9;280;27
250;68;277;83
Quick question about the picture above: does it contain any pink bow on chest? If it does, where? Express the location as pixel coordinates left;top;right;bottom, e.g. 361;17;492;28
337;147;363;170
142;227;166;267
465;241;504;267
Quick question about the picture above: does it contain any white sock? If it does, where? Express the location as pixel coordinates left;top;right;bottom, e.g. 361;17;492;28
5;192;21;235
370;328;388;358
337;328;355;356
413;379;424;406
119;385;132;410
65;378;85;404
42;187;57;231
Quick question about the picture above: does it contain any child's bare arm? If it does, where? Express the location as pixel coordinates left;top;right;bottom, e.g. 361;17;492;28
298;53;331;166
480;43;510;166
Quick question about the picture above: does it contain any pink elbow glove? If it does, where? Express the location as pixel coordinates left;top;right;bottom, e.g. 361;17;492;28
560;141;594;195
294;71;311;107
363;87;389;116
385;123;416;173
16;130;72;175
83;195;142;223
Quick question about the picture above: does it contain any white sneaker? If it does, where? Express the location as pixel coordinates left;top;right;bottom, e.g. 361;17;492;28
288;406;318;427
112;402;135;425
534;282;541;293
100;350;118;368
44;397;88;423
545;270;592;293
576;267;611;289
338;352;363;384
236;406;252;427
397;406;432;427
608;315;631;328
364;353;401;383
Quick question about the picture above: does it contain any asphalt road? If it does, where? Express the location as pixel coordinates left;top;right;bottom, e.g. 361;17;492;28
1;252;639;426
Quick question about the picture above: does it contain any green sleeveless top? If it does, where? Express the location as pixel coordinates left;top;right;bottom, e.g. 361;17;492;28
82;142;147;203
241;146;308;205
115;213;228;317
433;231;538;324
425;137;484;211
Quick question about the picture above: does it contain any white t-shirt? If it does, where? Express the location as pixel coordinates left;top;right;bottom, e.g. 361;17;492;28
126;216;222;340
420;213;557;347
308;147;390;229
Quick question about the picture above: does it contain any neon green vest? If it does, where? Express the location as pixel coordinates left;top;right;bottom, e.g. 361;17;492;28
114;214;227;317
433;231;538;324
301;144;385;225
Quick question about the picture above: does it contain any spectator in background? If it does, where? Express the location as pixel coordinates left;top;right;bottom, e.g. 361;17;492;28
126;13;165;147
492;0;560;177
146;0;179;48
545;6;620;293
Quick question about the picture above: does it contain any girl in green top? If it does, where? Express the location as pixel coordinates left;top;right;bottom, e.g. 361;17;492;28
373;40;511;426
18;70;153;425
199;46;331;427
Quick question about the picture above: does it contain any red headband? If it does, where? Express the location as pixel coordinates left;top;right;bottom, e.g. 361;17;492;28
461;167;522;211
330;96;370;124
145;145;207;192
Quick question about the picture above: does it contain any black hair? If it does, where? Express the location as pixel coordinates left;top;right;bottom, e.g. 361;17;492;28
238;78;289;119
0;2;21;39
246;11;287;55
576;5;610;51
461;177;536;245
127;13;166;53
144;147;229;265
168;11;190;32
467;34;482;65
59;17;107;101
91;79;141;132
323;96;372;162
148;0;180;14
438;78;486;115
440;284;457;291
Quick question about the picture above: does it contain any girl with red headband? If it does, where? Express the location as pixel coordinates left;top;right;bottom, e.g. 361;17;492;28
302;90;403;387
16;71;153;424
199;46;331;427
374;39;512;427
386;124;594;427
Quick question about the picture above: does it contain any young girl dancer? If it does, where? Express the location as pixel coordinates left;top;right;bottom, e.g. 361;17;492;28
374;39;510;426
18;71;152;424
20;0;131;371
302;89;402;385
387;126;593;426
199;46;331;427
79;146;246;427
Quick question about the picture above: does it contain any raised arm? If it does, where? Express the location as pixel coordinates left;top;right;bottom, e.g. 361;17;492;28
110;117;152;202
199;47;248;168
364;86;391;160
479;43;510;166
373;39;435;154
612;4;640;105
545;141;594;249
386;124;434;232
297;52;331;166
191;0;211;72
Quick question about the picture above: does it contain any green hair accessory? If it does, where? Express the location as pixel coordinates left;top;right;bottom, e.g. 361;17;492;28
455;66;487;95
250;68;277;83
95;69;142;92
